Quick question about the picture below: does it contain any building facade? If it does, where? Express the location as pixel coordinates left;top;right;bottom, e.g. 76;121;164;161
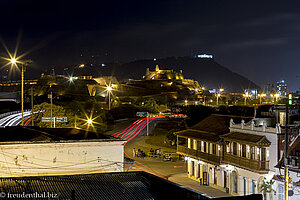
176;119;281;199
0;139;125;177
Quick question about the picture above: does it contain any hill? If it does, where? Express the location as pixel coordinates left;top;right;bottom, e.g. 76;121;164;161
51;56;259;93
108;56;259;92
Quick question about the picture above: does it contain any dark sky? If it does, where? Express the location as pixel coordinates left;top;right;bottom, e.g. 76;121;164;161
1;0;300;91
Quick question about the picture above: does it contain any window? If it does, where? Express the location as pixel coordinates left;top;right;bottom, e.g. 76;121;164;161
197;141;201;150
242;144;246;158
212;143;216;155
251;146;255;159
232;171;237;193
233;142;237;155
178;137;187;147
204;142;207;153
189;139;193;149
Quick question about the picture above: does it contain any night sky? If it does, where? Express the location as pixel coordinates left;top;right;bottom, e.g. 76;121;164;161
1;0;300;91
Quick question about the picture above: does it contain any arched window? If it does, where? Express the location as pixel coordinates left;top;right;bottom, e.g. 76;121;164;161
232;171;238;193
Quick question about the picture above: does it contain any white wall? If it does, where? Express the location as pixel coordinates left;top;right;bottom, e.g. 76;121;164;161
0;140;125;177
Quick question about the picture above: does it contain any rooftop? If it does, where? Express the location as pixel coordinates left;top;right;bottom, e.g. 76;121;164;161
0;126;122;144
220;132;271;146
0;171;210;200
191;114;253;135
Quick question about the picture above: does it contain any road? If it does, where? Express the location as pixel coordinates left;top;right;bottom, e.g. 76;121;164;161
0;111;33;127
111;116;165;141
110;115;230;198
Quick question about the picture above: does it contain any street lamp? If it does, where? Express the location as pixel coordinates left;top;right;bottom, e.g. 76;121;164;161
107;85;112;110
258;93;266;104
270;94;274;104
9;58;32;126
243;93;251;105
274;93;280;104
217;93;221;105
87;119;93;125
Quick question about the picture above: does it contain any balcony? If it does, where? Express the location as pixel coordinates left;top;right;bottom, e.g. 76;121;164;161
223;153;269;173
177;145;221;165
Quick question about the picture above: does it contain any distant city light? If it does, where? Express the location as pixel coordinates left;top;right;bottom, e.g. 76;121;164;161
101;63;106;67
197;54;213;59
79;64;85;68
153;58;157;61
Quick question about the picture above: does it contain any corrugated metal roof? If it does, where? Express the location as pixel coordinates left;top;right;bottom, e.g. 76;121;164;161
0;172;154;200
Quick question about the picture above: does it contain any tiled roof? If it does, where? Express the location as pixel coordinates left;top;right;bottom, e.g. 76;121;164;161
175;129;221;143
191;114;253;135
220;132;271;146
175;114;253;143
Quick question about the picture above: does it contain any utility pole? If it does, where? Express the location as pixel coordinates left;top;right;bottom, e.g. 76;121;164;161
50;92;53;128
31;87;34;126
284;103;289;200
146;112;149;136
21;64;24;126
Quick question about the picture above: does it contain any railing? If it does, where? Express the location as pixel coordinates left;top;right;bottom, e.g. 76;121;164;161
223;153;269;172
177;145;221;165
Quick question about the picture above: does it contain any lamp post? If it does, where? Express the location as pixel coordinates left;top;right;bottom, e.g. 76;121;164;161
9;58;31;126
258;93;266;104
107;86;112;110
274;93;280;104
217;93;220;105
243;93;250;105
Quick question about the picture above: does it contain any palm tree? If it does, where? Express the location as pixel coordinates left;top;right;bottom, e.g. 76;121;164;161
260;178;276;199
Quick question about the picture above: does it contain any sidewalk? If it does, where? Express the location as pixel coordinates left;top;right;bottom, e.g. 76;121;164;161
169;173;231;198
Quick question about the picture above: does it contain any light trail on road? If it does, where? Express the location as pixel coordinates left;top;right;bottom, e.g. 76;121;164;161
0;111;32;127
112;116;165;141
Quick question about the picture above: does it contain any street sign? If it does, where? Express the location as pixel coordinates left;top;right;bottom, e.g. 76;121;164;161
55;117;67;122
42;117;67;122
136;112;148;117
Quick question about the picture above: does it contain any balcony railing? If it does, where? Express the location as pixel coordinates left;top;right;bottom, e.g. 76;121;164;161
177;145;221;165
223;153;269;173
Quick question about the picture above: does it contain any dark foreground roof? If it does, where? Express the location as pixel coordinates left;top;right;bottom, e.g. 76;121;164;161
0;171;262;200
0;126;114;143
0;171;210;200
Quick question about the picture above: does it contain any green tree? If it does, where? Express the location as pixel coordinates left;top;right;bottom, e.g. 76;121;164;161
33;102;75;128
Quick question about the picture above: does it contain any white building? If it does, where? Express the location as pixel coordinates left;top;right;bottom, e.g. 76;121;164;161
0;127;126;177
175;115;285;200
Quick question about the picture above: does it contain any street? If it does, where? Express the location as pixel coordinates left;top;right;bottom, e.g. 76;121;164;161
111;117;231;198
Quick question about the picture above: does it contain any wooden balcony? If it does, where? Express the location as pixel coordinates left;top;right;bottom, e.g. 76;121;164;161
177;145;221;165
223;153;269;173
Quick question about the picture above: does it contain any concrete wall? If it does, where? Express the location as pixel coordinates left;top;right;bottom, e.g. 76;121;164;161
0;140;125;177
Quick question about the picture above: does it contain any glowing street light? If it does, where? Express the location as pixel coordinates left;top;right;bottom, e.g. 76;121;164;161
10;58;16;64
258;93;266;104
107;85;112;110
243;93;251;105
219;88;224;92
274;93;280;104
87;119;93;125
217;93;221;105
